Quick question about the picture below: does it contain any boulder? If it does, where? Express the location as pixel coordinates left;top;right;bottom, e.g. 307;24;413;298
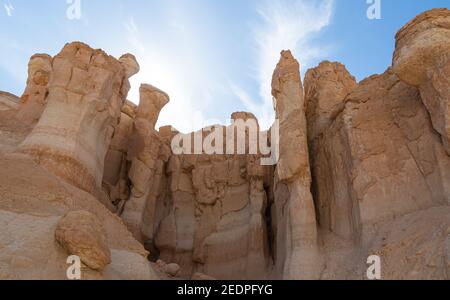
55;210;111;270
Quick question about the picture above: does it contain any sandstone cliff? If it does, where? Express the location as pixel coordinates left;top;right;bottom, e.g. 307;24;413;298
0;9;449;280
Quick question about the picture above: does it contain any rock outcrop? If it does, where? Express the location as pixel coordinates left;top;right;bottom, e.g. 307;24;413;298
122;84;170;242
18;42;137;197
304;61;357;143
0;91;20;111
271;50;323;279
0;42;157;280
55;210;111;270
149;113;272;279
393;8;450;155
16;54;52;126
0;9;449;281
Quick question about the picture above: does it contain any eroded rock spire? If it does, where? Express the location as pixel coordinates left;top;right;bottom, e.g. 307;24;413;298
271;50;323;279
18;42;138;196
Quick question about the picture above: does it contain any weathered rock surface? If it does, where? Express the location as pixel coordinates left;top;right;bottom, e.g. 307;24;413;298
55;210;111;270
191;272;216;280
0;9;449;281
271;50;323;279
151;117;272;280
0;91;21;111
0;43;158;280
121;84;170;243
393;8;450;155
305;61;357;143
16;54;52;126
18;42;137;196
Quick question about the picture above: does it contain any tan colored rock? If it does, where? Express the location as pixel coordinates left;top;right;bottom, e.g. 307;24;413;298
393;8;450;155
393;8;450;86
119;53;140;78
18;42;136;196
310;69;450;240
2;10;450;280
271;50;322;279
304;61;357;142
163;263;181;277
0;152;154;279
191;272;216;280
55;210;111;270
136;84;169;129
121;84;170;243
147;113;271;280
16;43;135;197
102;100;137;206
0;42;156;280
0;91;21;111
103;249;158;280
367;207;450;280
16;54;52;126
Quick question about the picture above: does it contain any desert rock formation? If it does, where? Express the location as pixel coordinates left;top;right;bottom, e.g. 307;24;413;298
0;9;449;280
271;50;323;279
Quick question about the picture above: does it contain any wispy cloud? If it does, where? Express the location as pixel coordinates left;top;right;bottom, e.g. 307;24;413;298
232;0;335;129
4;3;14;17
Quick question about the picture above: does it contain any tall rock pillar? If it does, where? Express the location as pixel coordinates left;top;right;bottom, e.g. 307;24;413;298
122;84;170;242
271;50;322;279
16;54;53;126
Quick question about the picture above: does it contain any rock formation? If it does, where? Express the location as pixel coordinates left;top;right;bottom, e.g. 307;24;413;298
122;84;170;242
304;61;357;143
15;54;52;127
0;42;157;280
147;112;272;279
393;8;450;155
271;51;323;279
0;91;20;111
55;210;111;270
18;42;137;197
0;9;449;280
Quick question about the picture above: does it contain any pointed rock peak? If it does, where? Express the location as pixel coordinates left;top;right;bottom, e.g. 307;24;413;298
272;50;302;98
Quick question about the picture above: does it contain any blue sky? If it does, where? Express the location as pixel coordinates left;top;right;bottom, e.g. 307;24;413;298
0;0;448;131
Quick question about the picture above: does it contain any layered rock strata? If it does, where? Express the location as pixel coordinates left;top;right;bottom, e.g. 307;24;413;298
17;42;138;196
0;9;449;280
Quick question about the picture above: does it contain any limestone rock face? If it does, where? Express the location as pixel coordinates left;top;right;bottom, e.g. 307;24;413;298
55;210;111;270
304;61;357;142
121;84;170;243
150;120;272;280
393;8;450;155
0;91;20;111
0;42;158;280
16;54;53;126
102;100;136;207
393;8;450;86
0;154;157;279
1;9;450;281
18;42;136;196
119;53;140;78
309;69;450;242
367;207;450;280
271;50;322;279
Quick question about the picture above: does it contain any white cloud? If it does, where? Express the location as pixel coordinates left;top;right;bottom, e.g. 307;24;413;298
122;1;334;133
232;0;335;129
123;16;217;133
4;3;14;17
